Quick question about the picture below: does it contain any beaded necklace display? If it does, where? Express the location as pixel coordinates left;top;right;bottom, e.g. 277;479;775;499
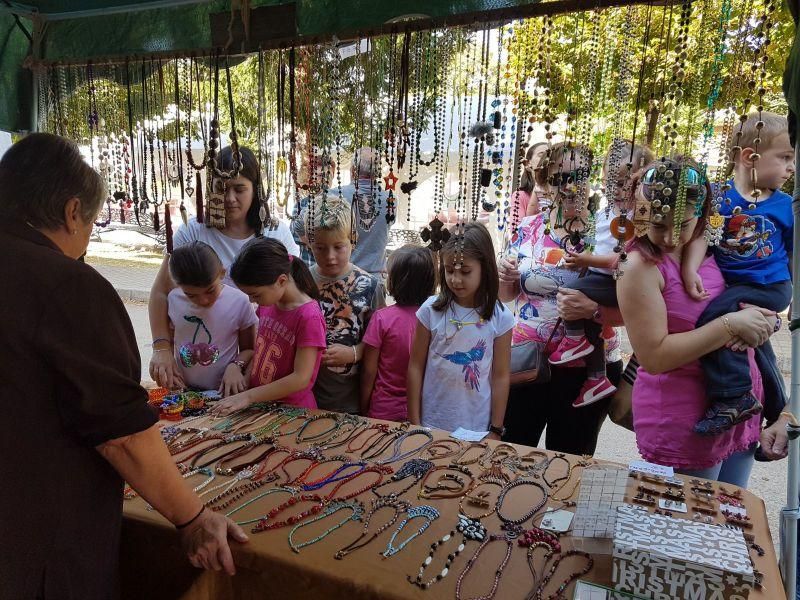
382;504;440;558
346;424;392;453
225;486;297;525
452;442;491;467
408;515;486;590
542;454;571;488
518;526;561;600
334;496;411;560
529;550;594;600
372;458;434;500
496;478;549;536
288;500;364;554
454;531;514;600
418;465;475;500
377;428;434;465
252;466;392;533
421;439;464;462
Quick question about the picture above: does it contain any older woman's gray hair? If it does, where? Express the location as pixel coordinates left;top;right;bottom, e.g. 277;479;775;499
0;133;106;229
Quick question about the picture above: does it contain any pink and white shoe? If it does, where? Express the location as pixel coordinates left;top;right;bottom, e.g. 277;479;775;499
573;377;617;408
549;336;594;366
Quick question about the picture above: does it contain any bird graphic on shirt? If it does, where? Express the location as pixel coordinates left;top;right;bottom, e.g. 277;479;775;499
438;340;487;391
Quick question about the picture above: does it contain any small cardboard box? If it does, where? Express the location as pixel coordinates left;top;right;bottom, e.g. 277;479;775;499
612;504;754;600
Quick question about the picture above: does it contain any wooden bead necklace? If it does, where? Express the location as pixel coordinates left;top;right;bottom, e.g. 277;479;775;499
408;516;486;590
454;531;514;600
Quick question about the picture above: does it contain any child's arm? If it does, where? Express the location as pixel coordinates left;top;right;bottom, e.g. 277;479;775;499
211;346;320;415
488;330;512;441
563;251;617;271
219;325;257;397
681;236;710;301
406;321;431;426
360;344;380;416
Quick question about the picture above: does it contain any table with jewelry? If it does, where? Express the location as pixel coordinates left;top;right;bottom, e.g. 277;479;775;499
120;403;785;600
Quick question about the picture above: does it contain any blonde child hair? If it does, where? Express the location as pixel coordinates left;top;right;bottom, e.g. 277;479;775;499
732;111;788;156
304;194;355;242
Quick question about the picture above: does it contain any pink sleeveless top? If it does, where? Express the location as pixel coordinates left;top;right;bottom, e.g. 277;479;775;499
632;254;762;469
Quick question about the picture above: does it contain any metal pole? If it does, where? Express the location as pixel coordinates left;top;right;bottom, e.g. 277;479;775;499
781;140;800;600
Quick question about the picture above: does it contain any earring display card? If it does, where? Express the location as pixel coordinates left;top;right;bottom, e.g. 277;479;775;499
572;466;629;539
613;504;754;599
657;499;688;513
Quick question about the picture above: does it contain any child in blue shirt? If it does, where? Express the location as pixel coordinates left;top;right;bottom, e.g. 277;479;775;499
682;111;794;435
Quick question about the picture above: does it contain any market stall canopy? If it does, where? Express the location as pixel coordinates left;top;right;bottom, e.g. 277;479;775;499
0;0;689;133
3;0;800;133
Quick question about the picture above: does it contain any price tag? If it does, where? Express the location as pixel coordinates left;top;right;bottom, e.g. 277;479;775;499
628;460;674;478
721;504;747;517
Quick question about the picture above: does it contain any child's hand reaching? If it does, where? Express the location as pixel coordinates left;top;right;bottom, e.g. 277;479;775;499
683;270;709;301
220;363;248;397
563;250;592;271
322;344;357;368
210;391;252;416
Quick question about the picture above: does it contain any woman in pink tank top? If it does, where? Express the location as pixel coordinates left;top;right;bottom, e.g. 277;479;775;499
617;157;788;487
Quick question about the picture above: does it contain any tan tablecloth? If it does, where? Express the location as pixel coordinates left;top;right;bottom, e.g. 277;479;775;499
120;412;785;600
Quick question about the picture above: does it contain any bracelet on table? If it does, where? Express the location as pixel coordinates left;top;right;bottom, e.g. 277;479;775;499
175;506;205;530
721;315;737;338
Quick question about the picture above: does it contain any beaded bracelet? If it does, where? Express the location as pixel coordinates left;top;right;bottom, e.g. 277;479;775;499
378;429;435;465
215;441;275;476
454;532;514;600
334;497;411;560
408;516;486;590
288;500;364;553
382;505;440;558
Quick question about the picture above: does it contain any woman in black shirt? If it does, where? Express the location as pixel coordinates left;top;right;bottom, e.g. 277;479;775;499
0;133;247;599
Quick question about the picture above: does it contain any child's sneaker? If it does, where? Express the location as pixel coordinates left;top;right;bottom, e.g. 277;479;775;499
693;393;762;436
549;336;594;366
572;377;617;408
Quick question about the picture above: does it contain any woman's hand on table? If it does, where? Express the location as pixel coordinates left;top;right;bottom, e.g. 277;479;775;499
556;289;598;321
220;364;248;397
759;413;794;460
149;350;185;390
210;391;252;416
181;508;248;575
498;257;520;285
322;344;355;368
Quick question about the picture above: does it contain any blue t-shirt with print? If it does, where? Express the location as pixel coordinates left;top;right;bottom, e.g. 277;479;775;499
714;181;793;285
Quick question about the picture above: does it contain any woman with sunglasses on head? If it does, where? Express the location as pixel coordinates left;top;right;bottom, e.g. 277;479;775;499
498;142;622;455
617;156;789;486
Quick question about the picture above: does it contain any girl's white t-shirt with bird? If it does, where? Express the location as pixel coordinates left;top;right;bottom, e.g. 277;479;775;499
416;296;515;433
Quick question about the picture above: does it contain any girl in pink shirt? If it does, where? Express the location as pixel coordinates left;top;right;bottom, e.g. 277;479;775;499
211;238;326;415
360;245;436;420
